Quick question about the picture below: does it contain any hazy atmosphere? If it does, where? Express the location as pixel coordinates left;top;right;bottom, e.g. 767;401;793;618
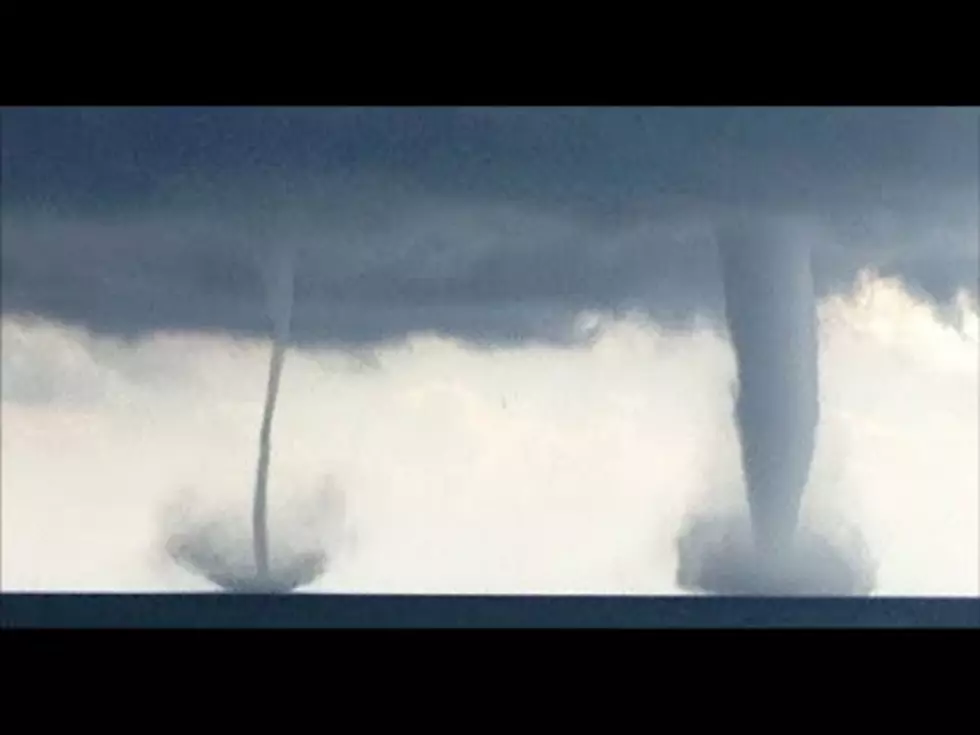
2;107;977;595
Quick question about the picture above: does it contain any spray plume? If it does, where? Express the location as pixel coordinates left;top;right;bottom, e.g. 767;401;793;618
162;248;336;593
676;219;875;595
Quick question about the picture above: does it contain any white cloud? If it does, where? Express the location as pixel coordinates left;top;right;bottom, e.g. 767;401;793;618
1;272;977;595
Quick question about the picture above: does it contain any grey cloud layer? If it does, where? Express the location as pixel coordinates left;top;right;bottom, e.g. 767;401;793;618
2;107;976;346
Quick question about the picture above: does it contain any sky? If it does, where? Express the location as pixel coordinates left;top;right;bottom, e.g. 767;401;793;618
1;106;977;594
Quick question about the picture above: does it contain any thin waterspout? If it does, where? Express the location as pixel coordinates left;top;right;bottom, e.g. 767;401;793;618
253;250;294;582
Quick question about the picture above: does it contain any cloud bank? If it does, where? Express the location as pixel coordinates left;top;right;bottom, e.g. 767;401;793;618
2;271;976;594
2;108;976;596
2;108;977;348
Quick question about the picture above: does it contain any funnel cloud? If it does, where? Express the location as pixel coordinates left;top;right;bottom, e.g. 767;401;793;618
677;219;876;594
720;220;820;552
163;250;334;592
253;249;295;581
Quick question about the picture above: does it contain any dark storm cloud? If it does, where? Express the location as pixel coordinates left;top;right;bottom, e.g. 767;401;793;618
2;107;976;346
